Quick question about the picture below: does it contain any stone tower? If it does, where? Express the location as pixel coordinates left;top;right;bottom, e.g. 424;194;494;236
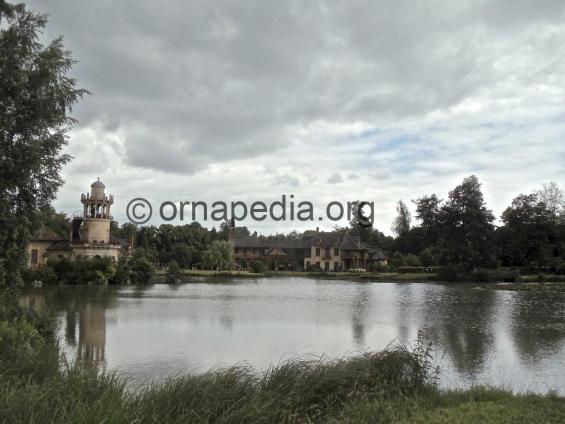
80;178;114;244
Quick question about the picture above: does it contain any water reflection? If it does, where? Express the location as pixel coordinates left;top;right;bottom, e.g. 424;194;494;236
23;286;117;367
435;288;496;377
21;280;565;394
351;284;370;347
510;291;565;362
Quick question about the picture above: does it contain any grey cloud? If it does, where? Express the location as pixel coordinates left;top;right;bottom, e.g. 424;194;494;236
271;174;300;187
327;172;343;184
27;0;565;174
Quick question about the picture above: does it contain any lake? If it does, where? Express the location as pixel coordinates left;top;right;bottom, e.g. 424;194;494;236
22;278;565;394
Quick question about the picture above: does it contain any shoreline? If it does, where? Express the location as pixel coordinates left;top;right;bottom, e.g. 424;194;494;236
154;269;565;286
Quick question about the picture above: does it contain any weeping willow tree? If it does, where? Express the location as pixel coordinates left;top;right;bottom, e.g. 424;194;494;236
0;1;87;285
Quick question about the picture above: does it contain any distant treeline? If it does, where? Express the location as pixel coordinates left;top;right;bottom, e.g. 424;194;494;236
39;175;565;280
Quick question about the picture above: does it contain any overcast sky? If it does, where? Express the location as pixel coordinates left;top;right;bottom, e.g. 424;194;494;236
28;0;565;235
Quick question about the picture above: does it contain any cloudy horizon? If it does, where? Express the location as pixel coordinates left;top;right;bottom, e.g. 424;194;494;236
28;0;565;235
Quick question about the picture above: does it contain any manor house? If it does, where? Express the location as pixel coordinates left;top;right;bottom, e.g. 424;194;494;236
230;228;387;272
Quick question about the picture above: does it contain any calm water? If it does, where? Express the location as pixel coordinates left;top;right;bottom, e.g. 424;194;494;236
22;278;565;394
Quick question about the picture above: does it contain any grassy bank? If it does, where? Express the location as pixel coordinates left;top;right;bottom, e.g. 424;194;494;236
1;350;564;423
2;289;565;423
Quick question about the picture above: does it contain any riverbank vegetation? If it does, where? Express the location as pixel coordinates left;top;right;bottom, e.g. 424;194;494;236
1;289;564;423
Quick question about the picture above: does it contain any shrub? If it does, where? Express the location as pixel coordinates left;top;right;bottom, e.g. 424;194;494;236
391;252;405;269
250;260;266;273
23;266;58;285
0;320;58;381
419;247;439;267
0;290;59;382
111;257;131;285
404;254;422;267
165;260;182;284
129;252;155;284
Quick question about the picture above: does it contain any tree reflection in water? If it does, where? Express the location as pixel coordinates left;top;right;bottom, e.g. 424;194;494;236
510;291;565;362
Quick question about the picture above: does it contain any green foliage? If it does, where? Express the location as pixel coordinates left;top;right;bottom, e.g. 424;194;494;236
23;265;58;285
498;193;560;270
419;247;440;267
412;176;497;271
23;257;117;285
165;260;182;284
404;253;421;267
0;2;86;286
440;176;497;270
250;260;266;273
38;206;70;238
49;257;116;285
0;319;58;381
202;240;233;271
111;257;131;285
0;288;58;381
391;251;405;269
129;250;155;284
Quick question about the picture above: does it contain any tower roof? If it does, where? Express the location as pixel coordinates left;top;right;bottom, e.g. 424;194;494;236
91;178;105;188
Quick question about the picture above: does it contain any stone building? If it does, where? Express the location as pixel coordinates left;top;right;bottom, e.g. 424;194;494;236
27;179;123;269
231;228;388;272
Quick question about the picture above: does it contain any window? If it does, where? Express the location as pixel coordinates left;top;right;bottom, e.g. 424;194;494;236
315;247;320;256
324;261;330;271
31;249;38;264
334;248;339;256
325;248;330;257
305;260;310;269
334;262;339;271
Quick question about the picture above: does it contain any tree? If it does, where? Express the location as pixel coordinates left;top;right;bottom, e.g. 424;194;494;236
391;200;411;236
202;240;233;271
404;253;421;267
419;247;439;267
0;1;86;285
171;243;193;268
537;182;564;219
414;194;442;247
498;193;558;269
440;176;497;270
111;257;131;285
250;260;265;273
390;251;404;269
38;205;70;237
129;250;155;284
165;260;182;284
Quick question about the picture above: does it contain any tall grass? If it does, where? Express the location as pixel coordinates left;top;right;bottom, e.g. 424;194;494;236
0;343;434;423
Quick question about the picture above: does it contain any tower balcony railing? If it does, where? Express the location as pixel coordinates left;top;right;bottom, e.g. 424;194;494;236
81;193;114;203
86;214;114;220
